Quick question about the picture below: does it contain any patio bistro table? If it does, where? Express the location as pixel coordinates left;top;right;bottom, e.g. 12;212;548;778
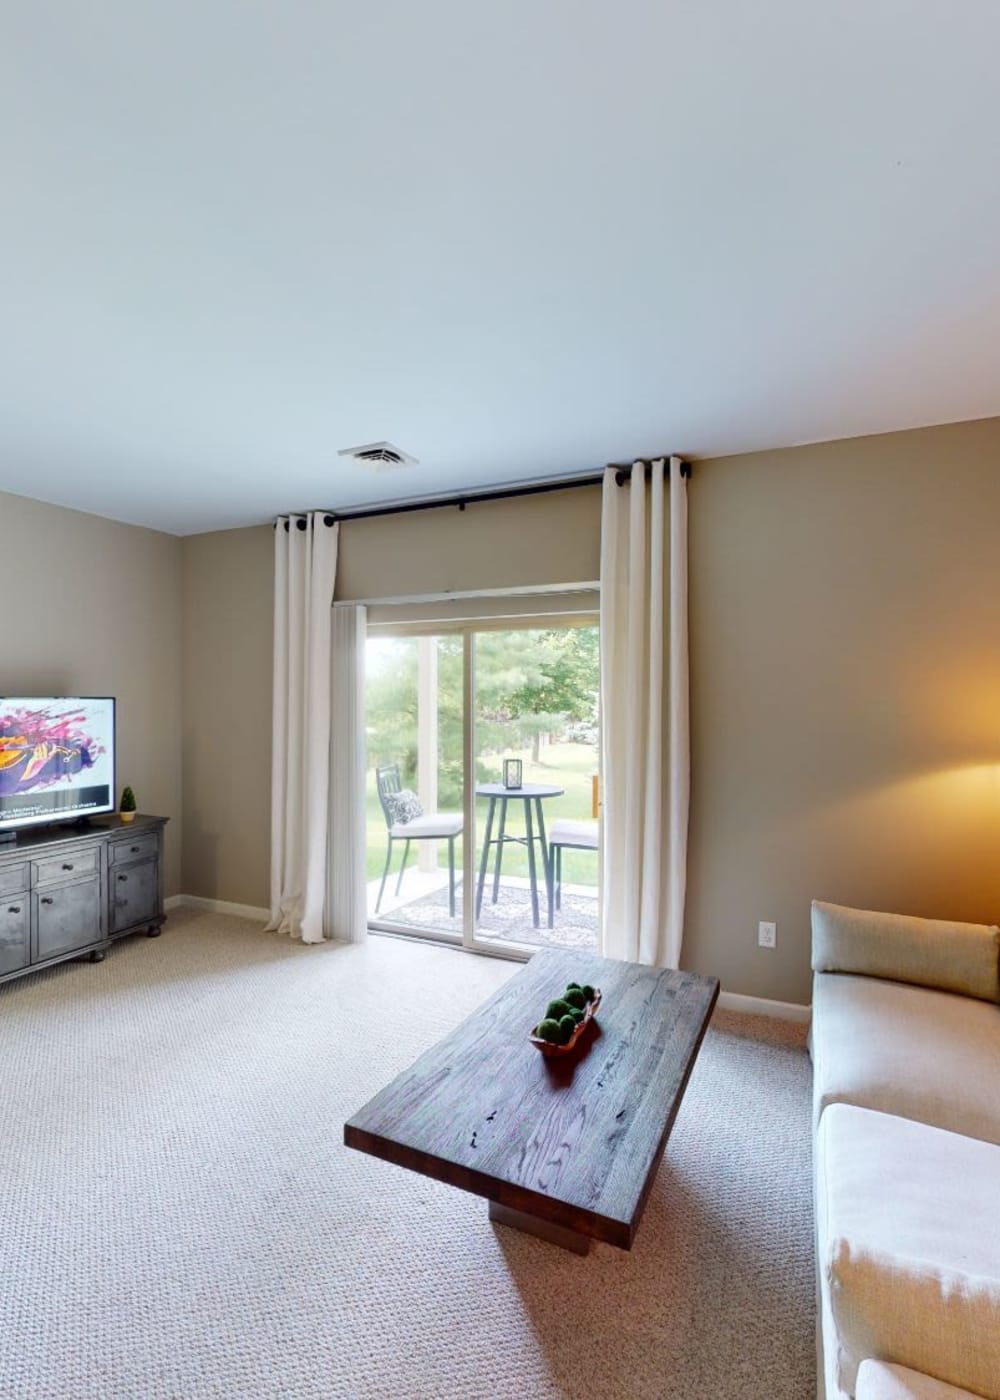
475;782;564;929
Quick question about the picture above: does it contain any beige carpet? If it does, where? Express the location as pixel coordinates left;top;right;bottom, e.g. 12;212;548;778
0;908;815;1399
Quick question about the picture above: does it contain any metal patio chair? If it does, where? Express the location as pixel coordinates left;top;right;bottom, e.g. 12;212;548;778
546;773;600;928
374;763;463;918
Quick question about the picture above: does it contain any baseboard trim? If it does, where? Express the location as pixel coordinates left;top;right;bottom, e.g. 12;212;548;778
717;991;811;1023
167;894;270;922
158;905;815;1017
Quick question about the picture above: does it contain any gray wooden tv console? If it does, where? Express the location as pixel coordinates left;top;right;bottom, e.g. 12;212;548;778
0;814;167;986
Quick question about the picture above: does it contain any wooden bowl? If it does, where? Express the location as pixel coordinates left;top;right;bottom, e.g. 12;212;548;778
530;990;602;1057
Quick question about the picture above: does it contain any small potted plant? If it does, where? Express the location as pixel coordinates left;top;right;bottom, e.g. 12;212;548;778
119;786;137;824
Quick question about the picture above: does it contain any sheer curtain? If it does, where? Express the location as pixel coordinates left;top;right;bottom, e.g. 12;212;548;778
327;605;368;943
599;457;689;967
268;513;366;944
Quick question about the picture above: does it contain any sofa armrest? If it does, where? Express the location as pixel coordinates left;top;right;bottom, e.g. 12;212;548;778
811;900;1000;1003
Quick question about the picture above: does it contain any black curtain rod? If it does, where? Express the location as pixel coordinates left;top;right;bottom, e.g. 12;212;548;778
276;458;690;528
611;458;692;487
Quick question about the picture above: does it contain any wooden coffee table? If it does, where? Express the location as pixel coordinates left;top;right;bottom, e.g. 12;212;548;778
344;948;719;1253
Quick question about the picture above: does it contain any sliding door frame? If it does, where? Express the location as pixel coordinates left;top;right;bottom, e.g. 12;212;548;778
362;588;600;961
461;631;477;953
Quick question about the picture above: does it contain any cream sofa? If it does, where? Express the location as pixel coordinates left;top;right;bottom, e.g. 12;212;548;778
810;901;1000;1400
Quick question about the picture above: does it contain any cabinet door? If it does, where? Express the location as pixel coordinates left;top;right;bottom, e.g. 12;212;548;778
33;876;103;962
111;860;159;933
0;895;30;975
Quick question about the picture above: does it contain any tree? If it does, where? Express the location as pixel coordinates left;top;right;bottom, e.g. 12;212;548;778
364;626;600;802
476;627;598;761
365;638;419;782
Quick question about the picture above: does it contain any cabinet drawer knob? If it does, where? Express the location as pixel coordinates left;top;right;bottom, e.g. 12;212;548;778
62;862;74;871
40;896;54;906
7;905;20;914
130;846;140;854
117;873;128;883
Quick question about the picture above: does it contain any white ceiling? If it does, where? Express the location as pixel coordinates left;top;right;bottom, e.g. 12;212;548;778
2;3;999;535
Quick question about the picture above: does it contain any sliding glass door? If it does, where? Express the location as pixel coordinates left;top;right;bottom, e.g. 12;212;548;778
365;614;599;955
364;633;465;941
471;627;599;951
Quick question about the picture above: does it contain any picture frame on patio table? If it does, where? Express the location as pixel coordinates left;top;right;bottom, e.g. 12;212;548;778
503;758;522;789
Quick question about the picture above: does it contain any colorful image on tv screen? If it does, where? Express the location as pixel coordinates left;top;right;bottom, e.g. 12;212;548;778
0;699;115;827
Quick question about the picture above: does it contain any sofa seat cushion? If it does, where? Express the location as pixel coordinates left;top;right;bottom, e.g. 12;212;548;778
812;972;1000;1146
857;1361;989;1400
817;1105;1000;1400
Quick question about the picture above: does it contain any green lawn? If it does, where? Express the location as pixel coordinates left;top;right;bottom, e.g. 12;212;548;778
365;741;599;888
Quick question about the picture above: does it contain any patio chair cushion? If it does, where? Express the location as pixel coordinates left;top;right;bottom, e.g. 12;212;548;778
385;788;424;826
389;812;463;839
549;818;599;851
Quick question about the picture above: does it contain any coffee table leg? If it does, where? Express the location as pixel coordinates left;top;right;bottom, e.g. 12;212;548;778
488;1200;591;1255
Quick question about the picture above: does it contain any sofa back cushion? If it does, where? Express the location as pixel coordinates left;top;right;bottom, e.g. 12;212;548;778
811;900;1000;1003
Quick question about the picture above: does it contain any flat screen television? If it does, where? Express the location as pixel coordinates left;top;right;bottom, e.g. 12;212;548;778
0;698;116;835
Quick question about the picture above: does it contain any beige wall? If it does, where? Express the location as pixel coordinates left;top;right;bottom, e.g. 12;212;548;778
335;484;602;601
177;418;1000;1004
181;525;274;910
686;417;1000;1003
0;490;183;893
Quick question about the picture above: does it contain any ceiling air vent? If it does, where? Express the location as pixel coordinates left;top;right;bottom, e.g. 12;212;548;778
337;441;419;472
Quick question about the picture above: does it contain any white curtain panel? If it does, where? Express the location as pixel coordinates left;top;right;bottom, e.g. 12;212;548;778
268;513;340;943
327;605;368;943
599;457;689;967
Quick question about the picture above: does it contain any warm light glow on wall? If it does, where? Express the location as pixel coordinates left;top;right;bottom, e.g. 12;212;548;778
803;762;1000;920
